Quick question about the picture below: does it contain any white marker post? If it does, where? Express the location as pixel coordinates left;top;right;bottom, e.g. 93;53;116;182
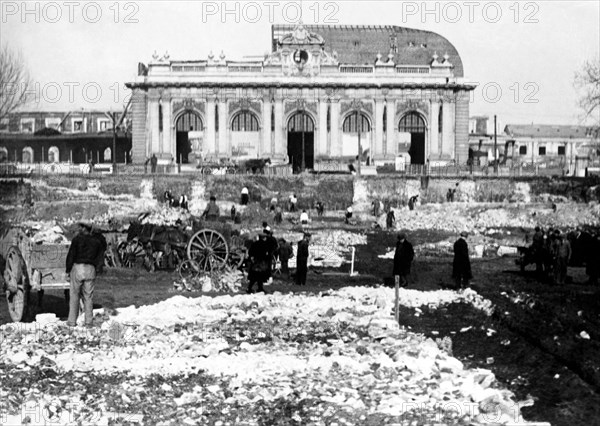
395;275;400;324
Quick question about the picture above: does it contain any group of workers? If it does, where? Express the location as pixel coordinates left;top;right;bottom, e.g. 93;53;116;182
163;191;189;211
246;223;311;294
527;226;600;285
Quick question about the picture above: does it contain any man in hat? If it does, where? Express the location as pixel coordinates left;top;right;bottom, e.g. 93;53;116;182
393;233;414;287
247;228;276;294
452;231;472;289
277;237;294;280
65;222;104;327
241;187;249;205
296;233;311;286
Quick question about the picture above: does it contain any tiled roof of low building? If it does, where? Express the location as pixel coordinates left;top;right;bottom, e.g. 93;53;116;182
504;124;598;139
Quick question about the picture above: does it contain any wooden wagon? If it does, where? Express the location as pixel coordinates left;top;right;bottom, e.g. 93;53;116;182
117;217;248;278
1;227;70;322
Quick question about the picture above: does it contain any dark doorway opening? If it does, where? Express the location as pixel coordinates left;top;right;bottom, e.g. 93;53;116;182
399;112;427;165
287;112;315;173
175;111;203;164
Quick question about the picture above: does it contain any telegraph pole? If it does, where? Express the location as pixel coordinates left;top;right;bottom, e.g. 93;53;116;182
112;112;118;175
357;107;362;177
493;115;498;174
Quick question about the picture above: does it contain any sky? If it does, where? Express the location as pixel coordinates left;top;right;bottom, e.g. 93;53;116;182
1;0;599;126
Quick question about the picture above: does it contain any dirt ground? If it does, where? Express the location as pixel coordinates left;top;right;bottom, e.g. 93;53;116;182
2;216;600;426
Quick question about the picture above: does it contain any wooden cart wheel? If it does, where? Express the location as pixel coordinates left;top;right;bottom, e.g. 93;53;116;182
178;259;200;281
187;229;229;271
118;240;145;268
228;246;247;270
4;246;30;322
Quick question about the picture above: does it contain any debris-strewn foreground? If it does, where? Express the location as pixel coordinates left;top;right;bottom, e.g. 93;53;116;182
1;286;542;426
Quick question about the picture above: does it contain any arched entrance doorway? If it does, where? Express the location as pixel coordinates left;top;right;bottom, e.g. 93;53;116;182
176;111;203;164
287;112;315;173
399;112;427;165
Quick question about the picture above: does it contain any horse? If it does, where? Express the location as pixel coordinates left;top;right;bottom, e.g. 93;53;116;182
243;158;271;174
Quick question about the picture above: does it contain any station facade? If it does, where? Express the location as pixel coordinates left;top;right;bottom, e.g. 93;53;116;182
126;24;475;171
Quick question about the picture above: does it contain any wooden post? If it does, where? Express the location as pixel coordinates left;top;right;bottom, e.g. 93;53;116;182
395;275;400;323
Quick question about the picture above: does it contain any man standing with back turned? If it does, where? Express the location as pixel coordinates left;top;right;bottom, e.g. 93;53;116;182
66;222;104;327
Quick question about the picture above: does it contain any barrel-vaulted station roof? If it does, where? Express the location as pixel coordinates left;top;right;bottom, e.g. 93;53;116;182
272;24;464;77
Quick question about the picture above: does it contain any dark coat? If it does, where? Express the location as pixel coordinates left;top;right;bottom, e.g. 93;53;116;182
248;237;272;283
452;238;472;279
393;240;414;276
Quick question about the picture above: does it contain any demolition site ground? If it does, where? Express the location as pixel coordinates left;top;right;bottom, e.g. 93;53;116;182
2;222;599;426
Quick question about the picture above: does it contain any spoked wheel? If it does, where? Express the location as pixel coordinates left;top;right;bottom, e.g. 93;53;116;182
118;240;145;268
187;229;229;272
228;246;247;270
4;246;30;322
178;259;201;281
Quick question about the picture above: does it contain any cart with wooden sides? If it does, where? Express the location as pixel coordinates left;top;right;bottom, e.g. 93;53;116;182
117;217;248;278
1;227;70;322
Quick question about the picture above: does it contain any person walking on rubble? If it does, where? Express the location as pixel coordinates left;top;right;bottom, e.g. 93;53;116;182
202;196;220;221
65;222;104;327
386;210;396;229
241;187;249;205
452;231;472;289
393;233;414;288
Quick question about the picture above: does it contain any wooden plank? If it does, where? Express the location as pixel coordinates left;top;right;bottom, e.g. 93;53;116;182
30;244;69;269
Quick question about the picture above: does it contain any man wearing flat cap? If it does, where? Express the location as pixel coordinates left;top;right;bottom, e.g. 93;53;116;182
65;222;104;327
393;233;414;287
452;231;472;289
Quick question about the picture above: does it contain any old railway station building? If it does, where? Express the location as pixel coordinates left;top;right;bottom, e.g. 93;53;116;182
126;24;475;172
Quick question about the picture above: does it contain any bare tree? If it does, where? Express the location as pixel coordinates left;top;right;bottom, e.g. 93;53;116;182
0;44;32;120
575;58;600;129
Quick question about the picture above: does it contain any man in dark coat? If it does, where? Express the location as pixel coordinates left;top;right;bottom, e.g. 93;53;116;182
296;233;311;286
386;210;396;229
452;231;472;289
150;154;158;174
247;229;275;294
202;196;220;221
277;238;294;280
586;233;600;285
392;233;414;287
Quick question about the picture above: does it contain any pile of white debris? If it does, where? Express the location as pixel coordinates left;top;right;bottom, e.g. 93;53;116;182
0;286;542;425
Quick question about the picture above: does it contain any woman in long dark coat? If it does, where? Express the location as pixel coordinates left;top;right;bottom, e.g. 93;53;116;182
393;233;414;287
452;231;472;289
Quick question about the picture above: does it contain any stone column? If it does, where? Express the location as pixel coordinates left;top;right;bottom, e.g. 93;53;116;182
274;97;284;157
374;98;384;158
206;98;216;156
218;100;229;156
430;100;440;159
318;100;328;157
148;97;160;155
442;101;455;158
262;98;272;156
162;98;173;157
386;101;396;157
330;101;340;156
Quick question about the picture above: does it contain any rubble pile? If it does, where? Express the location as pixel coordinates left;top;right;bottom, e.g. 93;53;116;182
138;206;193;226
0;286;531;425
391;203;600;233
19;221;70;244
174;269;247;293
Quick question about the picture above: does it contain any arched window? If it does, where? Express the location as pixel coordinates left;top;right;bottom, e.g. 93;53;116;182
287;112;314;132
22;147;34;163
103;147;112;162
342;113;371;133
176;111;204;132
327;105;331;132
399;112;426;133
383;106;387;133
48;146;59;163
231;111;259;131
438;105;443;133
0;147;8;162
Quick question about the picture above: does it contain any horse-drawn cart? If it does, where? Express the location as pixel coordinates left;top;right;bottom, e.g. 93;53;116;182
117;217;248;277
1;227;70;322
